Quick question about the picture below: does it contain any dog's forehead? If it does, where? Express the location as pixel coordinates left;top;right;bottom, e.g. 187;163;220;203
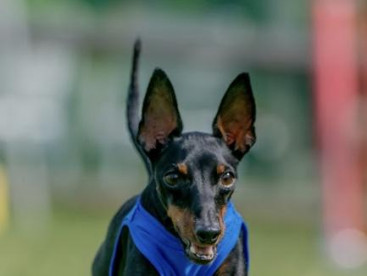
179;132;222;150
162;132;236;166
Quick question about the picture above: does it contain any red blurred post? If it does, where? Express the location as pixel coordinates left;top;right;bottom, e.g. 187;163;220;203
313;0;364;259
361;1;367;229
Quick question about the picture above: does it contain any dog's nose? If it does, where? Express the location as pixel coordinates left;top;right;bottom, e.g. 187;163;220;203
195;227;220;244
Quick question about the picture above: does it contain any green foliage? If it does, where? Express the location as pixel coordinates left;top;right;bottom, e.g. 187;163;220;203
82;0;120;9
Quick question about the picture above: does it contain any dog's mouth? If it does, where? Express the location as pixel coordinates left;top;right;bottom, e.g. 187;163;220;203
184;241;217;264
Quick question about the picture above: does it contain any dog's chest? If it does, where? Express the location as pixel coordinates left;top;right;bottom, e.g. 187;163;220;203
109;198;249;276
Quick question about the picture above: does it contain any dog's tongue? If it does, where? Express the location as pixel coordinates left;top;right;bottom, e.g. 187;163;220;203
190;244;215;259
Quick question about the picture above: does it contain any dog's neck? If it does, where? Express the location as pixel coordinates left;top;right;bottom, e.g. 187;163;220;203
140;181;177;236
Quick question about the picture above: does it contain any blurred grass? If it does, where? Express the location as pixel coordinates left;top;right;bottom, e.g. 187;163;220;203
0;207;366;276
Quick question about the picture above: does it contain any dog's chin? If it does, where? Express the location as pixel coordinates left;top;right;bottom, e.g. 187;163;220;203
184;242;217;265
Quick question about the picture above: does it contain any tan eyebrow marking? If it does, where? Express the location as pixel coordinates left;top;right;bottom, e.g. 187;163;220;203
177;163;188;175
217;164;226;175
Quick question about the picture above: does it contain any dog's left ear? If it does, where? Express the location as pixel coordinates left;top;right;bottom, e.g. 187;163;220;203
138;68;183;156
212;73;256;160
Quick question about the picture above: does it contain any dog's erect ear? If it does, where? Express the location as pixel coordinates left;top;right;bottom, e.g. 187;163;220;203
212;73;256;159
138;68;183;155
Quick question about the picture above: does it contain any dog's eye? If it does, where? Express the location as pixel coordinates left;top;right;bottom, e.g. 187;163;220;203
220;172;235;186
164;173;180;186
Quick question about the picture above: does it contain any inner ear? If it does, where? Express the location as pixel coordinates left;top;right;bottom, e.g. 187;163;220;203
138;68;183;153
212;73;256;159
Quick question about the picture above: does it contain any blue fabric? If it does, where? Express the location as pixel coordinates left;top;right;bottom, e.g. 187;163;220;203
109;197;249;276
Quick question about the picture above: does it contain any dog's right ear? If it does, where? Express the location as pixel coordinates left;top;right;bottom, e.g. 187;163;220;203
137;68;183;157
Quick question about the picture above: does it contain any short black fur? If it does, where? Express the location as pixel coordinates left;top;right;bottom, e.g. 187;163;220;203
92;40;256;276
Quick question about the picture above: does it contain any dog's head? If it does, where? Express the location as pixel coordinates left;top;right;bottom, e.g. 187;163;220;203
137;69;255;264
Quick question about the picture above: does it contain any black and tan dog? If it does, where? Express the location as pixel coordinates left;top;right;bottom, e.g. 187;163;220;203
92;40;256;276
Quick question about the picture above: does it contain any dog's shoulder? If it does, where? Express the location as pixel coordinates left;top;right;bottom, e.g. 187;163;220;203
92;195;139;275
108;195;139;233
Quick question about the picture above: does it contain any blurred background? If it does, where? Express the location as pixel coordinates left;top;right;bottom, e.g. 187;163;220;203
0;0;366;275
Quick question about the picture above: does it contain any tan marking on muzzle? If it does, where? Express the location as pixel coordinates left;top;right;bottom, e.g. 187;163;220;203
167;204;195;241
217;205;227;242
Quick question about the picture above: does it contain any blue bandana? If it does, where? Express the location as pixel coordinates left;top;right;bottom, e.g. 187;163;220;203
109;198;249;276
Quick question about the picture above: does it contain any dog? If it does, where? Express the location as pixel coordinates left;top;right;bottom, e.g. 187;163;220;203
92;40;256;276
